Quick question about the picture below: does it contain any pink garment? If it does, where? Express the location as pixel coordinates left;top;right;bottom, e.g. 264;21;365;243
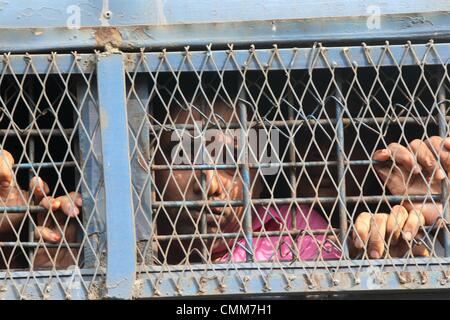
217;205;341;262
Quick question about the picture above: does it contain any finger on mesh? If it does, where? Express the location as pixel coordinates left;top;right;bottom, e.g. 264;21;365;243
29;177;50;204
69;192;83;208
368;213;388;259
372;148;391;162
412;231;430;257
34;226;61;243
425;136;450;176
387;205;408;245
444;137;450;150
353;212;371;249
403;209;425;241
438;144;450;175
410;203;443;226
59;195;80;217
386;143;420;174
0;150;14;192
425;136;444;158
411;244;430;257
410;139;445;180
39;196;61;211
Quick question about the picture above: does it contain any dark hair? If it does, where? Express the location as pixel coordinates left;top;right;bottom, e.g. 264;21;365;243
150;72;241;124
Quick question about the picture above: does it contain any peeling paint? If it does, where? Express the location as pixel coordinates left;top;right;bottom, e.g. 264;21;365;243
132;26;155;41
94;27;123;49
398;271;412;284
20;7;34;17
154;0;167;25
32;28;44;36
18;6;62;20
99;103;109;130
403;15;435;28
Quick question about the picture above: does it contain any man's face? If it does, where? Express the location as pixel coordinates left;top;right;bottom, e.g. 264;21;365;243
154;101;262;256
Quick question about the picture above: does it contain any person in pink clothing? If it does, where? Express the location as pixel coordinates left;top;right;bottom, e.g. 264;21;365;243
216;205;341;263
154;98;343;264
154;94;438;264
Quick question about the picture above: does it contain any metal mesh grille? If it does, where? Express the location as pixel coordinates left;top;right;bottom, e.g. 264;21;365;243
1;42;450;299
0;53;105;299
126;43;450;297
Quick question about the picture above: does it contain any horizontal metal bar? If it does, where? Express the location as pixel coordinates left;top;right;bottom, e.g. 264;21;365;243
151;160;383;171
145;257;450;273
0;129;74;137
151;116;447;131
133;42;450;73
0;271;102;300
153;224;446;242
2;42;450;75
135;264;450;298
12;161;76;170
0;54;94;74
0;242;81;248
0;206;47;213
154;228;339;241
152;195;443;208
0;194;442;213
1;12;450;53
0;267;101;279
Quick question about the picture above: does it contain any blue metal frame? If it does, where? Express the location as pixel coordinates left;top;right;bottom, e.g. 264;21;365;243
0;31;450;298
2;42;450;75
0;269;101;300
1;1;448;28
0;1;449;53
136;261;450;298
127;43;450;72
96;53;136;299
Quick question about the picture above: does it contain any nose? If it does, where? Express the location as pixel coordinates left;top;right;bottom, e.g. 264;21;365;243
193;170;223;198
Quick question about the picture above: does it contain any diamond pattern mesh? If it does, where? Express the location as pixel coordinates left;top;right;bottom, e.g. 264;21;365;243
126;43;450;297
1;43;449;299
0;53;105;299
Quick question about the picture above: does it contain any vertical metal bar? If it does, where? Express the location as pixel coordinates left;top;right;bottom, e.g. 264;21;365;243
72;81;82;247
287;91;298;261
149;98;157;264
127;74;153;265
97;53;135;299
27;80;35;263
238;86;253;262
76;80;104;269
200;98;208;263
438;86;450;257
335;74;348;256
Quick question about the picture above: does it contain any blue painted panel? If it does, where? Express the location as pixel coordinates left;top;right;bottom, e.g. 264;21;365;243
96;53;136;299
0;0;448;28
0;2;449;53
